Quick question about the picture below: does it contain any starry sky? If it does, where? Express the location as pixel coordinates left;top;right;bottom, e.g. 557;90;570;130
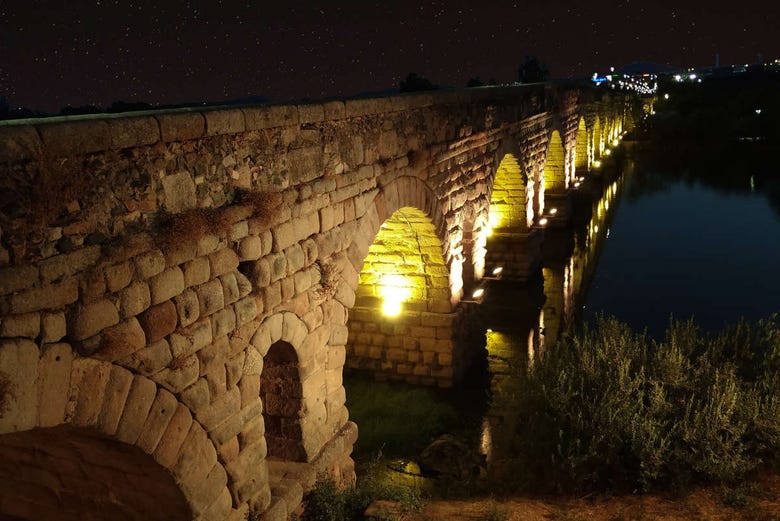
2;0;777;113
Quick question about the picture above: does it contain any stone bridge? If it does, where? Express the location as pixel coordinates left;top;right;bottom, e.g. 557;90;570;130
0;85;633;520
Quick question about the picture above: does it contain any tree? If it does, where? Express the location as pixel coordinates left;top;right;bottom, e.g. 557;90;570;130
467;77;484;87
518;55;550;83
400;73;438;93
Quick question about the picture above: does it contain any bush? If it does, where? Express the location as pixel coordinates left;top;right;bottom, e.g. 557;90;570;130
510;314;780;493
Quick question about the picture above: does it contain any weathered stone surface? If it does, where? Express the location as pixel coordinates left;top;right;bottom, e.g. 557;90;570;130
7;278;78;314
120;281;152;318
139;300;179;343
0;339;39;431
69;299;120;341
149;267;185;305
0;312;39;339
94;317;146;362
37;342;74;427
162;172;197;213
115;375;158;444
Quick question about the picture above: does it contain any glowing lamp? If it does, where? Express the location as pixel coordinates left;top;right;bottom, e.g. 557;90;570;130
593;160;602;168
492;267;503;276
605;149;612;156
664;93;670;100
539;217;549;226
612;139;619;147
380;275;410;317
549;207;558;215
573;182;581;188
472;288;485;299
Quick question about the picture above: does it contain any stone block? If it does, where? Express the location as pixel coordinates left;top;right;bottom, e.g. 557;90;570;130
181;377;210;410
0;339;36;428
149;267;185;305
211;307;237;338
205;108;246;135
121;338;172;376
104;261;133;292
183;256;211;287
238;235;263;261
169;318;213;359
135;250;166;279
36;342;74;428
41;312;66;343
69;298;119;341
243;105;298;130
139;300;179;343
97;364;134;436
154;403;194;469
38;119;110;156
173;424;218;484
271;221;295;253
68;358;111;427
154;354;199;392
108;116;160;149
39;245;100;283
165;238;198;267
175;288;200;327
116;375;158;444
8;278;78;314
0;266;38;296
196;279;225;317
120;281;151;318
157;112;205;142
94;317;147;362
221;273;240;304
0;312;39;339
137;389;180;454
210;248;240;278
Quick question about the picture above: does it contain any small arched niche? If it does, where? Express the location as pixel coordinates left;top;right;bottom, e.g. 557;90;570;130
260;340;306;462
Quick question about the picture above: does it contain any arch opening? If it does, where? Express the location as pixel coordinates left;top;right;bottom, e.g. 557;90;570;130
543;130;566;194
487;154;533;233
0;426;191;521
347;206;455;386
260;340;306;462
575;117;588;170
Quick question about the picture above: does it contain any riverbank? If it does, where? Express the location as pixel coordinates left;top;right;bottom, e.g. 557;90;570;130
381;472;780;520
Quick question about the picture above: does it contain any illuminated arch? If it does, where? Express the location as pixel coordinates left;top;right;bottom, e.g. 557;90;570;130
592;116;602;159
488;153;534;232
543;130;566;194
575;117;588;170
0;350;230;519
355;206;451;318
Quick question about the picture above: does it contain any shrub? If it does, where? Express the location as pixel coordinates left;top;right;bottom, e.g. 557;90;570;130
510;314;780;494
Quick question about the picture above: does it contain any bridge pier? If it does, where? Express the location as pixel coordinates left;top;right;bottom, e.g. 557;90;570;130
484;227;543;282
543;191;573;228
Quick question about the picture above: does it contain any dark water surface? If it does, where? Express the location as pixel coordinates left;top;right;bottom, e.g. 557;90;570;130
582;144;780;337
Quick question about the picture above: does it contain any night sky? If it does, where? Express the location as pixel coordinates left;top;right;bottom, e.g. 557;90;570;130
2;1;777;113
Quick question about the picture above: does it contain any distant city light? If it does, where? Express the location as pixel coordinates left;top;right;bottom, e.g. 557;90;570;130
756;109;762;114
663;93;670;99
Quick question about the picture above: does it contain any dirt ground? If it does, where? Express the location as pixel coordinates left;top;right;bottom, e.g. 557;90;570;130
378;474;780;521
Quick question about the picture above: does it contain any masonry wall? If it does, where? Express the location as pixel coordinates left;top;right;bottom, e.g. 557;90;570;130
0;85;634;519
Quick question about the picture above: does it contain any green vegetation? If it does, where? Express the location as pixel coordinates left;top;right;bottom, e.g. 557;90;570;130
507;314;780;494
345;377;459;458
301;462;423;521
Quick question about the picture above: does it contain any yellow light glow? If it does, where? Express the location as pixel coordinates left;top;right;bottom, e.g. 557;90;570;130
380;275;411;317
492;266;503;276
612;139;619;147
472;288;485;299
573;182;581;188
549;207;558;215
594;160;602;168
539;217;549;226
605;149;612;156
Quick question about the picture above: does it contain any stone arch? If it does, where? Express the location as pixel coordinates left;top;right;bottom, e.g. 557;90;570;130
592;116;602;159
345;176;460;386
575;117;588;171
488;153;533;232
543;129;566;194
0;342;231;520
249;311;326;462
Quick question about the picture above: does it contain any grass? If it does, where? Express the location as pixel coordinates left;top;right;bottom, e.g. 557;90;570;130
344;376;459;459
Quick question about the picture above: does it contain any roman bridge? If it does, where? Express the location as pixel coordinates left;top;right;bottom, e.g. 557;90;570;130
0;85;633;520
